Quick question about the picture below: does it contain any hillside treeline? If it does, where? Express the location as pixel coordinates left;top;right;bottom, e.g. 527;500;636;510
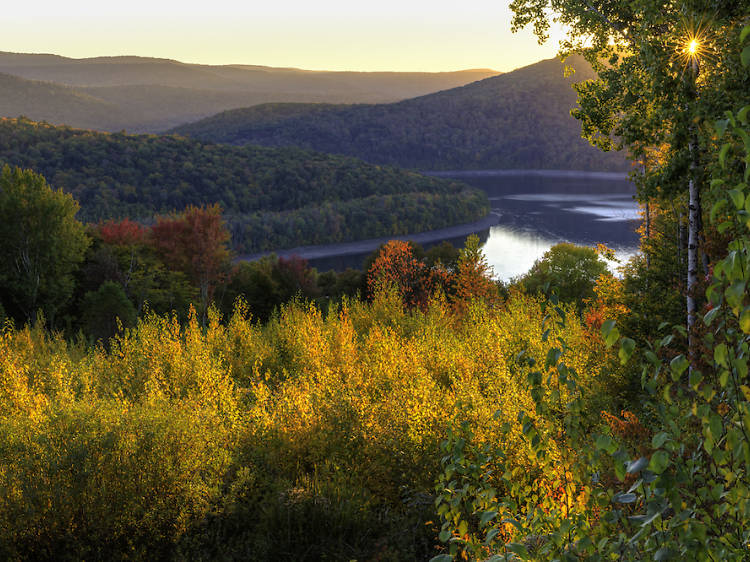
0;118;488;252
171;57;629;172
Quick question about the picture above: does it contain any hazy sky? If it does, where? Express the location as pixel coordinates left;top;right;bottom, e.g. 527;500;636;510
5;1;564;72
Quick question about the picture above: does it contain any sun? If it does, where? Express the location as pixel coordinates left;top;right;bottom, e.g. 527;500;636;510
669;16;716;79
686;38;700;56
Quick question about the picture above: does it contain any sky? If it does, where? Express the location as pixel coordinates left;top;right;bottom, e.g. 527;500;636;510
5;1;565;72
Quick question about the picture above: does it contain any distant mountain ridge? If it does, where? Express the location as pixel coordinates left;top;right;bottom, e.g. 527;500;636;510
171;56;628;172
0;52;499;132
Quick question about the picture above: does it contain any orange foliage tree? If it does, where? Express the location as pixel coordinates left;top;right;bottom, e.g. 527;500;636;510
367;240;438;309
452;234;498;310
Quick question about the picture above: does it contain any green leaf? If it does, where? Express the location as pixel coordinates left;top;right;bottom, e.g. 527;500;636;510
595;434;618;455
709;414;723;441
725;281;746;311
430;555;453;562
637;509;664;526
644;350;661;365
479;510;497;526
439;530;451;542
613;492;637;503
703;307;721;326
652;432;669;449
719;143;731;168
601;319;619;347
715;120;729;139
739;105;750;125
689;369;703;389
670;355;689;380
715;343;729;368
729;189;745;210
619;337;635;365
505;543;530;558
545;347;561;369
649;450;670;474
741;24;750;45
484;527;500;544
742;45;750;68
627;457;648;474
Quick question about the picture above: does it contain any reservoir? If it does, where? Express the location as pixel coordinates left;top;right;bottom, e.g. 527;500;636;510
246;170;641;281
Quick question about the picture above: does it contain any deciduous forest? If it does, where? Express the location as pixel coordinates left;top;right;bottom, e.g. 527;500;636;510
171;57;628;172
0;118;488;252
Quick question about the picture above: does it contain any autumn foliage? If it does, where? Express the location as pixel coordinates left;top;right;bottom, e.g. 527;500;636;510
150;204;231;313
97;218;147;246
0;289;622;559
367;240;439;308
367;235;498;311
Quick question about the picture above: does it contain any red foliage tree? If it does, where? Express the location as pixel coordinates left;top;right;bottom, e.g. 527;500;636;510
274;256;318;300
150;204;231;317
97;218;147;246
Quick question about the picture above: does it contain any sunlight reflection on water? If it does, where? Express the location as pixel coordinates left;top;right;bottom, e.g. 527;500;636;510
303;171;642;279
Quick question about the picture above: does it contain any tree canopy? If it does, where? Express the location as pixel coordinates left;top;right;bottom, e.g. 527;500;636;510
0;165;89;323
0;118;489;253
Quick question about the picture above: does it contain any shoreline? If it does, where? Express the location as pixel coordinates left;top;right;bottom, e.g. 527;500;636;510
235;212;500;262
234;168;630;264
423;169;630;181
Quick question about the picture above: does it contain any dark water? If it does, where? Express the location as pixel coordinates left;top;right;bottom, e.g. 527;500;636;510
308;170;641;280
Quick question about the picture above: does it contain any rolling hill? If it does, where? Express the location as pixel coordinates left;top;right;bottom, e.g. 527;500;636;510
0;72;128;129
0;118;488;252
171;56;628;172
0;52;499;132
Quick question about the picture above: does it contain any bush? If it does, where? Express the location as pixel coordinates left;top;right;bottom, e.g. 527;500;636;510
520;242;609;304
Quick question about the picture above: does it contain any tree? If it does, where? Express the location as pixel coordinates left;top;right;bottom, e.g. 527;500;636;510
0;166;89;324
452;234;498;310
151;204;231;321
367;240;437;309
520;242;608;304
80;281;137;342
508;0;749;351
222;258;281;323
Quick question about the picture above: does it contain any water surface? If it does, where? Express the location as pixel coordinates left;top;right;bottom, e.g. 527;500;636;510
456;171;639;279
246;170;641;281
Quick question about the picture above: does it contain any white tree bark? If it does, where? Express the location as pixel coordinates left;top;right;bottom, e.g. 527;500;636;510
686;56;700;354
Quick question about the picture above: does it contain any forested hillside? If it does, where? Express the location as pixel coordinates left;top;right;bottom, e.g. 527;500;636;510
172;56;628;172
0;118;488;252
0;52;498;132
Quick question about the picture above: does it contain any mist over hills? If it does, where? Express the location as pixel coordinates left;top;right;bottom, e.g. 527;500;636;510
172;56;628;172
0;52;498;132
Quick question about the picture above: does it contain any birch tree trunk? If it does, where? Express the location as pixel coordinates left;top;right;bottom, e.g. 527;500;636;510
686;57;700;355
